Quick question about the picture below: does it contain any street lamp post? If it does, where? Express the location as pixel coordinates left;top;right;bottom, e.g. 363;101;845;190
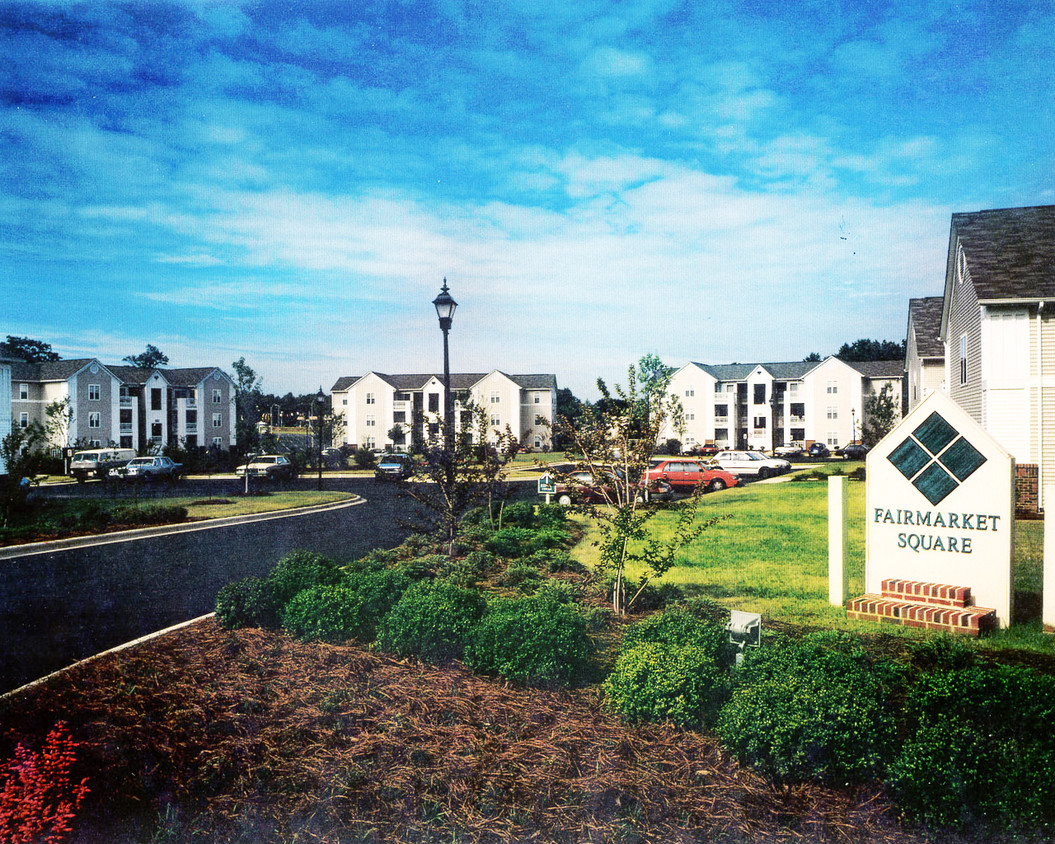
432;279;458;450
314;387;325;491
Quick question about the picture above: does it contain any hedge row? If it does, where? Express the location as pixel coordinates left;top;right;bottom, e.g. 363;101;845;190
603;613;1055;836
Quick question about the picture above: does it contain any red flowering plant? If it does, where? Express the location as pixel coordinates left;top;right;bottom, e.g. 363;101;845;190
0;722;90;844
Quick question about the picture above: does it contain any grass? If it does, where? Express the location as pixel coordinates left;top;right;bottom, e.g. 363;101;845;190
177;490;355;519
570;479;1054;654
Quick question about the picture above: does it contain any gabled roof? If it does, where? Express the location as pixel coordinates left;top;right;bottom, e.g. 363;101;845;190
108;365;170;386
951;205;1055;300
330;371;551;393
507;373;558;390
692;360;816;382
907;297;944;359
331;376;361;392
163;367;231;387
10;358;107;382
847;359;905;379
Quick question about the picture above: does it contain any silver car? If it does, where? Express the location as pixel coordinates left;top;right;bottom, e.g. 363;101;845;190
712;450;792;480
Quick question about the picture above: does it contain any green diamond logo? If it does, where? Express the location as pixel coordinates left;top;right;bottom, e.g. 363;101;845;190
887;412;987;505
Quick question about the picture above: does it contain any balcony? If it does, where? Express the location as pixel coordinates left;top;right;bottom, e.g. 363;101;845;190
185;424;198;434
120;396;133;406
119;423;133;434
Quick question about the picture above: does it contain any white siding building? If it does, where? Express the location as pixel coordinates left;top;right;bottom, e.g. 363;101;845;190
905;296;946;412
332;370;557;452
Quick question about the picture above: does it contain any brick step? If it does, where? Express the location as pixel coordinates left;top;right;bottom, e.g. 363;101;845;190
881;578;972;608
847;594;997;637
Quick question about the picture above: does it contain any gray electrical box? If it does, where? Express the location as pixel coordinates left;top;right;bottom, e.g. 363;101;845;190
726;610;761;665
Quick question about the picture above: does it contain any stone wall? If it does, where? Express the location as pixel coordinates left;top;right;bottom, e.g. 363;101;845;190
1015;463;1039;516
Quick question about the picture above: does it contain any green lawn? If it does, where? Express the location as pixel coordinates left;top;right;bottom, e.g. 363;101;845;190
569;478;1053;653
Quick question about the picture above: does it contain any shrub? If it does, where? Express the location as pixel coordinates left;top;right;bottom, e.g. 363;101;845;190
281;584;368;642
528;526;572;552
110;504;188;526
353;449;377;469
716;633;896;785
484;527;535;558
909;633;978;671
397;554;447;581
342;568;411;640
267;550;343;606
498;500;537;528
0;722;90;844
622;605;732;663
466;596;592;687
623;578;683;612
215;576;281;629
887;664;1055;832
376;581;486;662
497;561;545;592
604;642;731;728
349;548;397;573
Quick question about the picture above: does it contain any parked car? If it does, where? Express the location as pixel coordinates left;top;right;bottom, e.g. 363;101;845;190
840;443;870;460
114;455;183;482
235;454;295;481
774;442;805;457
375;454;415;481
807;443;831;458
712;450;792;479
69;448;137;482
321;447;346;468
689;444;720;457
643;459;739;495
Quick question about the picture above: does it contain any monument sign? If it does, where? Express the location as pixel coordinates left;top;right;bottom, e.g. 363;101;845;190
865;390;1015;628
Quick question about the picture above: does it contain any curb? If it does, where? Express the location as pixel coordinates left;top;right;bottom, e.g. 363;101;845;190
0;496;365;561
0;613;216;704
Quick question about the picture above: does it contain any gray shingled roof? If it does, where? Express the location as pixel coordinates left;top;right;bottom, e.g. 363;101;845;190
848;359;905;378
331;372;552;392
693;360;815;381
163;367;226;387
331;376;361;392
507;374;558;390
952;205;1055;300
11;359;100;382
108;365;166;386
908;297;944;358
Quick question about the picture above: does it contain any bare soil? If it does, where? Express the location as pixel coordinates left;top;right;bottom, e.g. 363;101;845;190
0;618;937;844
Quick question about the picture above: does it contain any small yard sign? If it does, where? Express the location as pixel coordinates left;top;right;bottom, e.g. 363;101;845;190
537;473;556;495
865;390;1015;627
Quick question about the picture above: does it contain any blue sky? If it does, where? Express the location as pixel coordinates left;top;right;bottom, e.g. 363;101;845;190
2;1;1052;399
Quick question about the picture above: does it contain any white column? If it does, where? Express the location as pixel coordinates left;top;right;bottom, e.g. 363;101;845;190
829;475;849;606
1044;485;1055;632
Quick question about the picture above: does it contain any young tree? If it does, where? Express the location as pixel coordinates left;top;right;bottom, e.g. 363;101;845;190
400;403;518;556
44;398;74;448
0;422;47;526
547;359;721;615
231;357;263;449
0;336;60;362
123;344;169;369
862;383;900;446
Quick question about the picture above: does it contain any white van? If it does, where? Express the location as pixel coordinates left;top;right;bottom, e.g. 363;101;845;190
69;448;137;481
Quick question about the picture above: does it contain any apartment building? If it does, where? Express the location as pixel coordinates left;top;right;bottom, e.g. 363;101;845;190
936;204;1055;507
10;359;237;452
0;354;15;474
661;357;903;451
905;296;945;412
331;370;557;451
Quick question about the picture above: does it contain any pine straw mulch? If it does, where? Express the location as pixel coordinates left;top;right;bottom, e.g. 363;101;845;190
0;618;930;844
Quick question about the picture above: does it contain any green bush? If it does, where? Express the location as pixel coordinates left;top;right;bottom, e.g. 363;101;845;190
497;561;545;592
342;568;412;640
716;633;896;785
484;527;535;558
498;500;537;528
215;576;281;629
376;581;486;662
466;595;592;687
604;642;731;728
888;664;1055;832
622;605;731;658
267;550;343;606
111;504;188;526
396;554;447;581
281;584;368;642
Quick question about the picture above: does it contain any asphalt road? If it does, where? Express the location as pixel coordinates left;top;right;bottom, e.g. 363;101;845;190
1;477;539;694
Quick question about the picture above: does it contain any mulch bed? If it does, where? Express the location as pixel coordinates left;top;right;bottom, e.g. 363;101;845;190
0;619;929;843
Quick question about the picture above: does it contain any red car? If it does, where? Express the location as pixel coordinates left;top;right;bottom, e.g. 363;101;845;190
643;459;739;496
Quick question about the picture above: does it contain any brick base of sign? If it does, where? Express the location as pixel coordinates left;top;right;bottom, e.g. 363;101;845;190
1016;463;1039;516
847;579;997;637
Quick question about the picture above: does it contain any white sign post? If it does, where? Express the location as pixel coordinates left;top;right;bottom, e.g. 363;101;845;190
865;391;1015;628
1044;484;1055;633
828;475;849;606
538;472;556;505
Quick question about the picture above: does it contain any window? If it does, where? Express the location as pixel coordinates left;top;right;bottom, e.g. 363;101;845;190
151;388;162;411
534;435;542;449
715;383;723;393
366;415;376;427
714;404;728;418
685;389;694;397
18;383;28;400
342;398;347;405
827;380;839;394
753;416;766;429
490;414;500;427
186;409;196;424
533;393;541;404
790;403;805;418
726;384;735;393
87;412;100;428
393;411;406;424
394;392;411;402
753;384;766;404
428;393;439;413
212;437;223;448
789;382;799;394
366;392;376;405
212;388;221;404
365;436;377;450
686;413;694;421
212;413;222;428
827;406;838;420
18;412;28;429
88;384;100;401
490;391;500;403
791;428;805;441
827;432;839;447
960;333;968;384
715;428;728;442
